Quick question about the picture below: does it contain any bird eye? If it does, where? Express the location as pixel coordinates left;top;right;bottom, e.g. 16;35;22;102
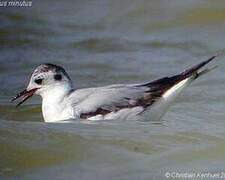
54;74;62;81
34;78;43;85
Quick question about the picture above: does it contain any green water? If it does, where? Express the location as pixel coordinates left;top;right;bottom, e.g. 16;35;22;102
1;0;225;179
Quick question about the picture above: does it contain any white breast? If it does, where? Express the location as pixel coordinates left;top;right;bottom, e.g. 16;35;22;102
42;101;74;122
40;84;74;122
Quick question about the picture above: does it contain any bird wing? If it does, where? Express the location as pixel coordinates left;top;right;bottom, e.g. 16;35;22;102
69;84;148;118
69;76;191;119
69;54;217;119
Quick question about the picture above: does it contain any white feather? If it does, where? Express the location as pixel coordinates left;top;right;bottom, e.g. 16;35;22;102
142;76;194;121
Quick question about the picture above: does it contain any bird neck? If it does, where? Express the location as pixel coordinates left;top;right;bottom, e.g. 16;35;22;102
40;83;73;103
40;83;74;122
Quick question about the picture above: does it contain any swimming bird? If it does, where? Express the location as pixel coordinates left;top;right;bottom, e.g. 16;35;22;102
12;54;219;122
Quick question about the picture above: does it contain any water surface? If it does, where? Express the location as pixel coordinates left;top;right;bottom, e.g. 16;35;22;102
1;0;225;179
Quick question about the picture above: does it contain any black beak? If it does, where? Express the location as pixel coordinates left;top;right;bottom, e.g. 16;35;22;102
11;88;39;107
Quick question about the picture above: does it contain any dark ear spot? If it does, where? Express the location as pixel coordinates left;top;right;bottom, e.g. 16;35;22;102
54;74;62;81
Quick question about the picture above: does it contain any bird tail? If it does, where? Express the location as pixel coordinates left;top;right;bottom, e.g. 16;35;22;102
180;50;224;80
142;51;223;121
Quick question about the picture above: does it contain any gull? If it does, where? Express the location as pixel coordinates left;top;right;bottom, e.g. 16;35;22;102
12;54;219;122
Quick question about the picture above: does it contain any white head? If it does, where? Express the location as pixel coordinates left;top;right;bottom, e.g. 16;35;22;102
12;63;74;106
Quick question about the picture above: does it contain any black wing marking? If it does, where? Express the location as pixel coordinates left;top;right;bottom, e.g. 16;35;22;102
80;55;217;119
137;54;217;102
